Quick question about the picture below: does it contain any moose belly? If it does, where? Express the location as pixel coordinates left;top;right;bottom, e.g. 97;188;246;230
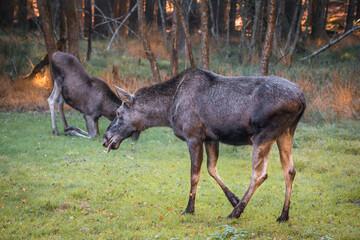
212;126;253;146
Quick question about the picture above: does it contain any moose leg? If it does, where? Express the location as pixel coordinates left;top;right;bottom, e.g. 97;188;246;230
47;81;61;135
227;140;275;218
276;129;296;222
205;141;240;207
57;94;68;130
84;115;98;138
183;139;204;214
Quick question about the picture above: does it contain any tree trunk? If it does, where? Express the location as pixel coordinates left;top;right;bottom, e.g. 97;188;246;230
158;0;167;46
37;0;57;61
288;0;306;64
18;0;28;32
260;0;277;76
229;0;237;35
145;0;155;25
284;0;300;54
249;0;263;63
138;0;161;82
226;0;231;61
86;0;92;60
0;0;14;27
129;0;138;36
356;0;360;20
171;5;179;76
174;0;196;68
113;0;129;35
200;0;209;70
345;0;356;32
311;0;326;39
303;0;313;41
178;0;190;57
64;0;80;59
272;0;284;56
238;0;248;63
59;0;67;43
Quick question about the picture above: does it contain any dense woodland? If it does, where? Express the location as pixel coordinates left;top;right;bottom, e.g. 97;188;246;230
0;0;359;78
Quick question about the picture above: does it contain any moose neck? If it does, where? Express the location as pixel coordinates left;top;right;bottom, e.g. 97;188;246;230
135;75;182;130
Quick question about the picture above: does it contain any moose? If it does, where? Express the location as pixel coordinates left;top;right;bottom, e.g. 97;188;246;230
102;68;306;221
48;52;122;138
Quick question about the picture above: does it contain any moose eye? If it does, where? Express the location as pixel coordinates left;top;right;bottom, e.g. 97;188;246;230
116;110;122;119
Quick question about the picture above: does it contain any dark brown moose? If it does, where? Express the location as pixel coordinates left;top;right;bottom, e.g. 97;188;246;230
103;68;306;221
48;52;122;138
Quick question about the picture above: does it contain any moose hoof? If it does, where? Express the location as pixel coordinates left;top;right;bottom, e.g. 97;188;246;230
52;128;59;136
276;214;289;222
181;209;194;215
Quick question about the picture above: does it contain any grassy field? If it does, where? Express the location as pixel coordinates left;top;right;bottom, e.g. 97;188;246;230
0;112;359;239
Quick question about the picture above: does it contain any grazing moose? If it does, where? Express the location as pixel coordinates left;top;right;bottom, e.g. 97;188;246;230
102;68;306;221
48;52;122;138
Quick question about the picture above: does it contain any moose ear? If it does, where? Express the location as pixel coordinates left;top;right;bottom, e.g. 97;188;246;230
115;86;134;107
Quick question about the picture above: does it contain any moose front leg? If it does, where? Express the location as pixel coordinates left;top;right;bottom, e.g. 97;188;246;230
205;141;240;207
183;139;204;214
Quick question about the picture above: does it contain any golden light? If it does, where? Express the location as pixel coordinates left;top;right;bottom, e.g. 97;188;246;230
235;16;243;31
33;70;51;89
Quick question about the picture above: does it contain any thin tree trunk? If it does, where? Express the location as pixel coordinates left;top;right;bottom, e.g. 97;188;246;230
311;0;326;39
171;5;179;76
37;0;57;61
86;0;92;61
226;0;231;61
64;0;80;59
284;0;300;54
288;0;306;64
249;0;263;63
229;0;237;35
208;0;217;42
345;0;356;31
260;0;277;76
59;0;66;52
238;0;249;63
18;0;28;32
158;0;167;46
272;0;284;56
137;0;161;82
200;0;209;70
303;0;313;41
173;0;196;68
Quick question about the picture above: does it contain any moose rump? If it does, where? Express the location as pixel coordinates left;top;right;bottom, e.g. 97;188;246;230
103;69;306;221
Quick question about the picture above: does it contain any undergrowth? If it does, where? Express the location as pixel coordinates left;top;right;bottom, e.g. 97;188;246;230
0;32;359;122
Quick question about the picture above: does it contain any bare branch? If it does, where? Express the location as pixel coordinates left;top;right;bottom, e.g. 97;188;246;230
107;4;138;51
300;25;360;61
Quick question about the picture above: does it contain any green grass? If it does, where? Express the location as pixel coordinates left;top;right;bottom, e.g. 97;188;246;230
0;112;359;239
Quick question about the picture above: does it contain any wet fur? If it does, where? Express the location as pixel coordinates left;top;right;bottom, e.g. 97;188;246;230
103;68;306;221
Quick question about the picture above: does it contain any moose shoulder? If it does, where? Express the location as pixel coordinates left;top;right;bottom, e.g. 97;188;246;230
103;68;306;221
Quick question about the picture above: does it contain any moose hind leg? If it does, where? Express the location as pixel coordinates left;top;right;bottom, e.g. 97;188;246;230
276;129;296;222
47;81;62;135
183;139;204;214
227;140;275;218
57;94;68;130
205;141;240;207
